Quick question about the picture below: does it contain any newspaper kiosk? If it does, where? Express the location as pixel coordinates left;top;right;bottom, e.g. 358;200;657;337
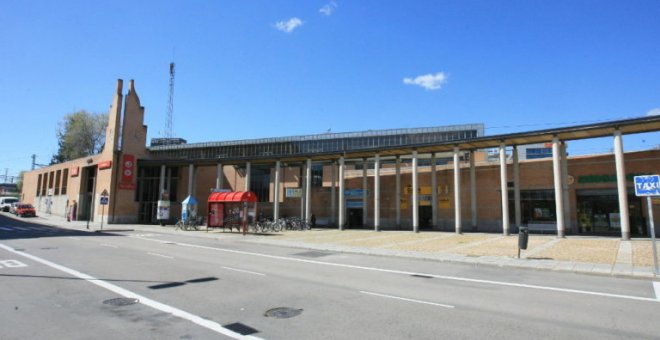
207;191;258;234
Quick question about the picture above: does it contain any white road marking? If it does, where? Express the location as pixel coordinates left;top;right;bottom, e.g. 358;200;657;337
653;282;660;300
130;235;660;304
360;291;454;309
0;243;262;339
148;252;174;259
0;259;28;268
221;266;266;276
68;237;81;241
100;243;118;248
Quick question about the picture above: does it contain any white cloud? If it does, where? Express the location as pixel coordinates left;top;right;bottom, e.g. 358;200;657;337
403;72;448;91
319;1;338;16
646;108;660;116
274;17;303;33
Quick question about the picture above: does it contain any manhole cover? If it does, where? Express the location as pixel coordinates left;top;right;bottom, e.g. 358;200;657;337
264;307;303;319
103;298;139;306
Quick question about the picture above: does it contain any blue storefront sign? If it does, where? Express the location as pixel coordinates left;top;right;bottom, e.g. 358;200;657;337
345;189;368;198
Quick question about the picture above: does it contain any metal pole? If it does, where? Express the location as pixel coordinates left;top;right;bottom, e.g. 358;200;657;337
647;196;659;275
100;204;105;231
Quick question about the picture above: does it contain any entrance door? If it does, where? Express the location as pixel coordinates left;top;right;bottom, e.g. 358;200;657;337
79;166;98;221
347;208;363;228
419;206;432;229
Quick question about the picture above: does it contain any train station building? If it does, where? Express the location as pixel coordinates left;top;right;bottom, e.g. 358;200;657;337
21;80;660;239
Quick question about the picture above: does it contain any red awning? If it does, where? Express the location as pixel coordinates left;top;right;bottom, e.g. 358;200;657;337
208;191;258;203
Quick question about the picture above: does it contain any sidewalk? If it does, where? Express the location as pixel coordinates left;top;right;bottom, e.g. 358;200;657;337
30;213;659;279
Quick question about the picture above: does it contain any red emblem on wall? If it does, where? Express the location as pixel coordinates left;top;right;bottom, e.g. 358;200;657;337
118;154;136;190
71;167;80;177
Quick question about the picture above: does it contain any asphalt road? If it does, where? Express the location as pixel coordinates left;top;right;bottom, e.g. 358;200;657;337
1;214;659;339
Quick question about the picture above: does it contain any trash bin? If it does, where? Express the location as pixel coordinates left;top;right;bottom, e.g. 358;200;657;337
518;226;529;250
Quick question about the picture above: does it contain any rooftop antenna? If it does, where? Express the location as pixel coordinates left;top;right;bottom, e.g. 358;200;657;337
165;62;175;138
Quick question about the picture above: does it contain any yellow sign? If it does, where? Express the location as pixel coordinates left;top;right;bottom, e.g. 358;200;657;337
404;186;440;195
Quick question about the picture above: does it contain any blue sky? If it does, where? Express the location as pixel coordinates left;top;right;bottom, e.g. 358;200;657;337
1;0;659;180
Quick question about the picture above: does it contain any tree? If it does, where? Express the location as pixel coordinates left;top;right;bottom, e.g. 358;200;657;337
51;110;108;164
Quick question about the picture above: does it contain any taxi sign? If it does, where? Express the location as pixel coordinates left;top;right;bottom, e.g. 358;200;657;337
634;175;660;197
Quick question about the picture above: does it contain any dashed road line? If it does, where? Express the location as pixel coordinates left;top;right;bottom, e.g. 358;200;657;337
100;243;118;248
221;266;266;276
654;282;660;300
148;252;174;259
360;290;454;309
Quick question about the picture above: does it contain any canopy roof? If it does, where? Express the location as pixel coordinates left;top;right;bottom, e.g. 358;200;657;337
208;191;257;203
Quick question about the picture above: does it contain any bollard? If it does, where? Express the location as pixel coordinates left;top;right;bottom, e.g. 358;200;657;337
518;226;529;258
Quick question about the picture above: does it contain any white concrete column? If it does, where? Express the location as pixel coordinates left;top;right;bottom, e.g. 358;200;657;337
500;144;510;235
339;157;345;230
395;156;401;228
614;130;631;240
305;158;312;223
300;164;305;221
431;153;438;228
245;162;251;191
331;161;336;226
159;165;166;198
362;158;368;226
552;137;565;238
453;147;462;234
187;164;194;197
274;161;281;221
513;146;521;229
470;151;477;229
560;143;571;233
412;151;419;232
216;163;223;190
374;154;381;231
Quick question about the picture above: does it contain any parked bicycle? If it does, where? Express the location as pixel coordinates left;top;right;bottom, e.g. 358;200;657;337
174;216;203;231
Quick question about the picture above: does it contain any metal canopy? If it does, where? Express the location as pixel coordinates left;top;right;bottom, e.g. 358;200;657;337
139;115;660;166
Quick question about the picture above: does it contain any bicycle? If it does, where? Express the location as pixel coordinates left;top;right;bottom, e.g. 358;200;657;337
174;217;201;231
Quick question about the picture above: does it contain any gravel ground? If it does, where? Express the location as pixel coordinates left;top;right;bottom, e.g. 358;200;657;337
632;240;659;266
533;239;620;264
257;229;642;267
454;235;552;258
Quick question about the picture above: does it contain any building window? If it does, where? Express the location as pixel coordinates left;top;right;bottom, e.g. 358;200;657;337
54;170;61;195
37;174;42;196
62;169;68;195
311;165;323;187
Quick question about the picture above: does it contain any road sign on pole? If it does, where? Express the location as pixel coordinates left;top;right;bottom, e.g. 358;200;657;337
99;189;109;231
634;175;659;275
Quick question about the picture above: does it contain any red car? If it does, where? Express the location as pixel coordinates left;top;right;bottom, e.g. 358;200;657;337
16;204;36;217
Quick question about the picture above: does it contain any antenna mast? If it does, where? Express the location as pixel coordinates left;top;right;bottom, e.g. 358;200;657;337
165;62;175;138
